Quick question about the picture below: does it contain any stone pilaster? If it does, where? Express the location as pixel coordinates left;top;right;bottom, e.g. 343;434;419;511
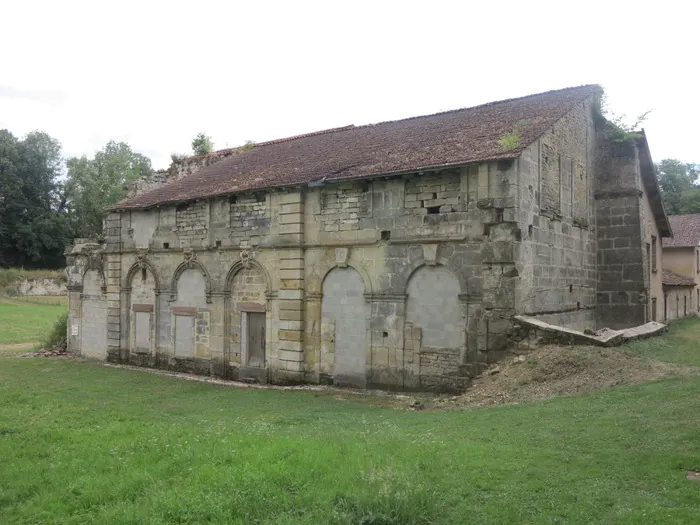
104;212;124;362
274;192;305;382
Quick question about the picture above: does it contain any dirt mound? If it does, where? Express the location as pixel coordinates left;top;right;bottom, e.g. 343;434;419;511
438;345;695;409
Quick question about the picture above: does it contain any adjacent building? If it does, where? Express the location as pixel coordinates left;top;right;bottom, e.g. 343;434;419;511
661;214;700;320
65;85;672;391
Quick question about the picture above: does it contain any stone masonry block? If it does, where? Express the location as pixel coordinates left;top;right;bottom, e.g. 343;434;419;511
278;193;303;205
279;329;303;342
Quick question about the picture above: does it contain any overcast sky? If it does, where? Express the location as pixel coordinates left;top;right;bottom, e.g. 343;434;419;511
0;0;695;170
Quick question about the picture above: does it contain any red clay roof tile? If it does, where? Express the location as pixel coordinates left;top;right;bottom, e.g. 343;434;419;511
115;85;601;209
662;268;696;287
664;214;700;247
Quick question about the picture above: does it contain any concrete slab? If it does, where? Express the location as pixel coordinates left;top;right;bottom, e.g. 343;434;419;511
514;316;668;347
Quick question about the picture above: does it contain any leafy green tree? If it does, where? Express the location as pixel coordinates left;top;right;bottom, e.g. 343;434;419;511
66;141;152;238
656;159;700;214
0;130;72;268
191;133;214;156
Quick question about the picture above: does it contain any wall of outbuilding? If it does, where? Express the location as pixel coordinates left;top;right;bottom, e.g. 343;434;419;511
66;100;667;390
68;154;533;392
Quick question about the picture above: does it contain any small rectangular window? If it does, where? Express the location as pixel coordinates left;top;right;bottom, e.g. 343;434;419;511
651;236;657;273
646;243;651;278
651;298;657;322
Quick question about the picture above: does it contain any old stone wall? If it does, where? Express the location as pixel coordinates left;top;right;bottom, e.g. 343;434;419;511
321;267;368;387
125;148;245;199
594;137;648;329
68;99;667;391
317;183;371;232
515;100;597;331
229;194;270;244
80;269;107;359
73;157;526;392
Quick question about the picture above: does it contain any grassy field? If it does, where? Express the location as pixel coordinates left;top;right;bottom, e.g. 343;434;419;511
1;310;700;523
625;316;700;367
0;297;67;345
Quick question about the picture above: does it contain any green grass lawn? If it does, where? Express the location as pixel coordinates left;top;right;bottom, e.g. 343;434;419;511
0;297;67;345
1;322;700;524
625;316;700;367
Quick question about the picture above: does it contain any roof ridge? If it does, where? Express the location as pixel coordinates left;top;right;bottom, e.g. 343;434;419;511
257;125;356;147
350;84;601;130
247;84;601;149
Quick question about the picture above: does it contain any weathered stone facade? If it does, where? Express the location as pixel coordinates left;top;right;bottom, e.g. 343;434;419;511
66;88;672;392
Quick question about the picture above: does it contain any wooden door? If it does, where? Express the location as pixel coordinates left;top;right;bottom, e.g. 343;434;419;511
247;312;266;368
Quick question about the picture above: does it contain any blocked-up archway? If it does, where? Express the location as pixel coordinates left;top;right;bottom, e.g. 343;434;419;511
80;269;107;359
129;267;157;354
171;269;208;358
321;266;368;387
406;265;464;387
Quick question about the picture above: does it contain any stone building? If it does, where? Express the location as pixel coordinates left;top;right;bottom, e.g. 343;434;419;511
661;270;695;321
661;214;700;320
65;85;672;392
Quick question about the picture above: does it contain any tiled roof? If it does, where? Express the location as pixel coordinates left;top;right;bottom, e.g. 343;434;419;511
114;85;601;209
662;269;696;287
663;214;700;247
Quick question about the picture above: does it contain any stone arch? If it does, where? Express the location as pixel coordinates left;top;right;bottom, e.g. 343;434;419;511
80;269;108;359
405;264;466;389
321;266;369;387
224;258;272;295
170;259;212;302
316;262;373;296
399;257;468;297
124;259;161;292
224;259;272;376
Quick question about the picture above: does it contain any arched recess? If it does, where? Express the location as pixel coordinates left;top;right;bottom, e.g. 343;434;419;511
80;269;108;360
124;261;159;356
170;268;209;359
321;266;369;387
313;261;373;296
170;259;212;303
398;256;468;297
405;264;466;388
224;260;272;372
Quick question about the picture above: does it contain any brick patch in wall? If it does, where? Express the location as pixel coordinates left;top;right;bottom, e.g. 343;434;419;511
318;183;371;232
176;201;208;240
229;194;270;241
405;170;461;215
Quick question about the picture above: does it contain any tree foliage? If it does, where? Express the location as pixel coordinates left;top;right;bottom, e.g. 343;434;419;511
0;130;72;269
191;133;214;156
656;159;700;214
65;141;152;238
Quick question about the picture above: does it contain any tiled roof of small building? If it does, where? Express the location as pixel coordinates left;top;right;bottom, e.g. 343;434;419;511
114;84;601;210
662;269;696;287
664;214;700;247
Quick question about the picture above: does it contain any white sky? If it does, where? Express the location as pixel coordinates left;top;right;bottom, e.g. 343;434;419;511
0;0;695;170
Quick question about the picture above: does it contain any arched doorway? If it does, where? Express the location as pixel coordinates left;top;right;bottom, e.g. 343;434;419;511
321;266;368;387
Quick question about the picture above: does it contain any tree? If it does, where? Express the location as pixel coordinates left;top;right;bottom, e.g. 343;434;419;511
66;141;152;238
191;133;214;156
0;130;73;268
656;159;700;214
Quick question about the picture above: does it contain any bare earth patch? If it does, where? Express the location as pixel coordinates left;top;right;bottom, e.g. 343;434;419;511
440;345;697;409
